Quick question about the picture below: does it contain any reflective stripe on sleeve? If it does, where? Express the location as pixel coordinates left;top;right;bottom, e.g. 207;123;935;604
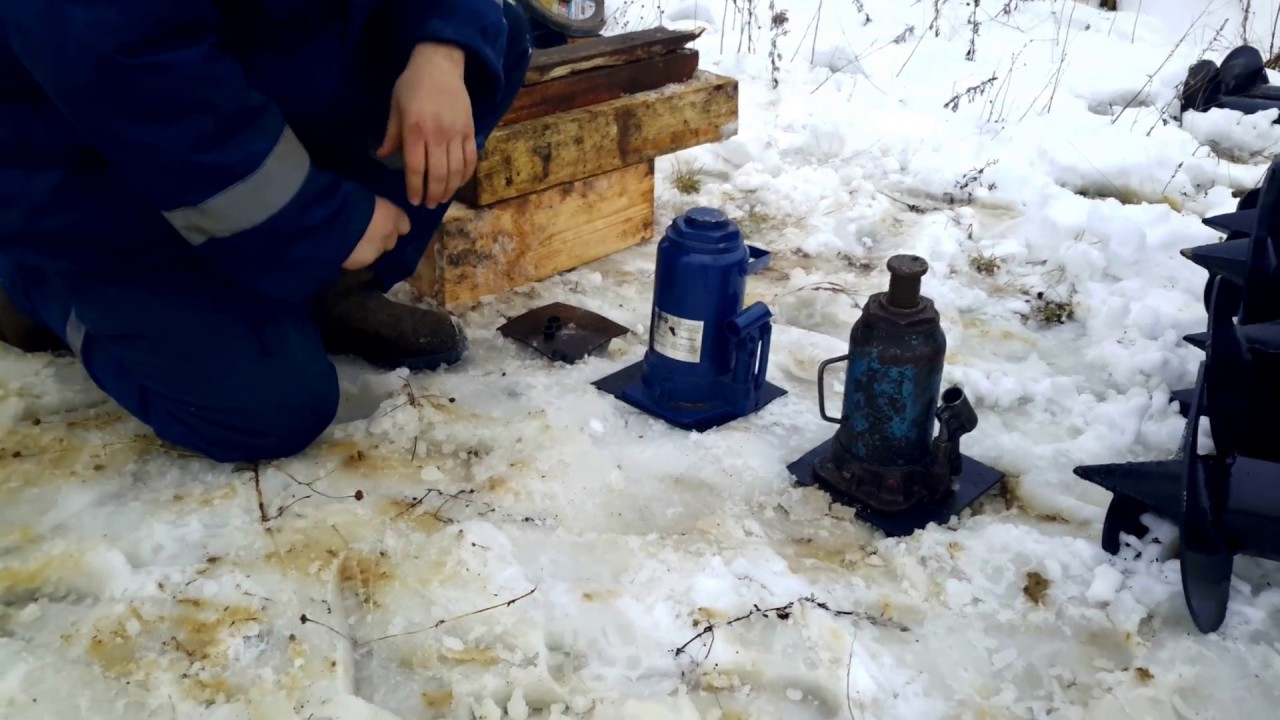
163;126;311;246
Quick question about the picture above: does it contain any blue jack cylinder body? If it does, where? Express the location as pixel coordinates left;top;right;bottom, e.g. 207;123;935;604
594;207;786;431
813;255;978;512
834;299;945;470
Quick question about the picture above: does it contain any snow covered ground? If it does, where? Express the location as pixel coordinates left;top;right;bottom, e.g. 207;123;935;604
4;0;1280;718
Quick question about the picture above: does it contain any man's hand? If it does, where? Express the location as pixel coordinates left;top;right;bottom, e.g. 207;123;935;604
344;196;411;270
376;42;476;209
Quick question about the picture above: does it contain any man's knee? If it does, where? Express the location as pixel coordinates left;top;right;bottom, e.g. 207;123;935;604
158;351;339;464
88;327;342;464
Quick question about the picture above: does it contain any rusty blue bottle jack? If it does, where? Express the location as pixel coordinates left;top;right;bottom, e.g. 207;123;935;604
788;255;1004;537
823;255;948;495
592;207;786;431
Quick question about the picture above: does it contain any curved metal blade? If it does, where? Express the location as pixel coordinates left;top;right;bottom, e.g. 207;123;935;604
1179;361;1235;633
1181;544;1235;633
1204;277;1249;457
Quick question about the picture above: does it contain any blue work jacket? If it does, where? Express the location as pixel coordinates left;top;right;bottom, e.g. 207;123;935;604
0;0;510;304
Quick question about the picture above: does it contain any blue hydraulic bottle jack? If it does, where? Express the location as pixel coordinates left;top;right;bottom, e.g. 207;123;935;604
787;255;1005;537
593;207;787;431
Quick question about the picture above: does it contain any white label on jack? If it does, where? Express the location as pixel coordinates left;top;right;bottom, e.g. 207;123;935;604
651;308;705;363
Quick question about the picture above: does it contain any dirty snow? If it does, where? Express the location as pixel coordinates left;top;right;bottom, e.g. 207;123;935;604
4;1;1280;718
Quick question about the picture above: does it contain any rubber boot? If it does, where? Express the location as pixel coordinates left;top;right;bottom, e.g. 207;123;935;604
316;269;467;372
0;280;69;355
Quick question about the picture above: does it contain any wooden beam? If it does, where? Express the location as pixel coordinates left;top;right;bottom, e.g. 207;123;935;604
501;48;700;126
409;162;655;309
524;26;704;85
462;70;737;206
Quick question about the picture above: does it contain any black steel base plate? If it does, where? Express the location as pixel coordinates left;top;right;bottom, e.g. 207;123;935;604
593;360;788;433
788;438;1006;538
497;302;631;365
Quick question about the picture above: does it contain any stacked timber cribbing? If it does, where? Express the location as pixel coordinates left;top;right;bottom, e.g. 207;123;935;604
408;27;741;309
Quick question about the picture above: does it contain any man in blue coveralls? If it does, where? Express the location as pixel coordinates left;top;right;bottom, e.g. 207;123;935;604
0;0;532;462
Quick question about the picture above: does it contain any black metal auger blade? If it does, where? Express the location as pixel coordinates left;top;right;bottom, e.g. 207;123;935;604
1183;331;1209;351
1073;459;1184;554
1205;279;1249;457
1178;354;1235;633
1237;320;1280;352
1239;158;1280;324
1192;185;1263;316
1100;494;1158;555
1180;239;1250;285
1202;186;1260;240
1167;323;1279;422
1202;210;1255;239
1171;387;1196;418
1180;452;1236;633
1073;460;1184;523
1180;543;1235;633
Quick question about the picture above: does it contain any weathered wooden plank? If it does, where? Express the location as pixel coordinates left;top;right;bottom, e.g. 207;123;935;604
502;48;700;126
461;70;737;206
524;26;704;85
410;162;655;309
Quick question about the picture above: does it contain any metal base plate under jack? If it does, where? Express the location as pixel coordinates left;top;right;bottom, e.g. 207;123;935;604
592;361;788;432
787;438;1006;538
498;302;631;365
